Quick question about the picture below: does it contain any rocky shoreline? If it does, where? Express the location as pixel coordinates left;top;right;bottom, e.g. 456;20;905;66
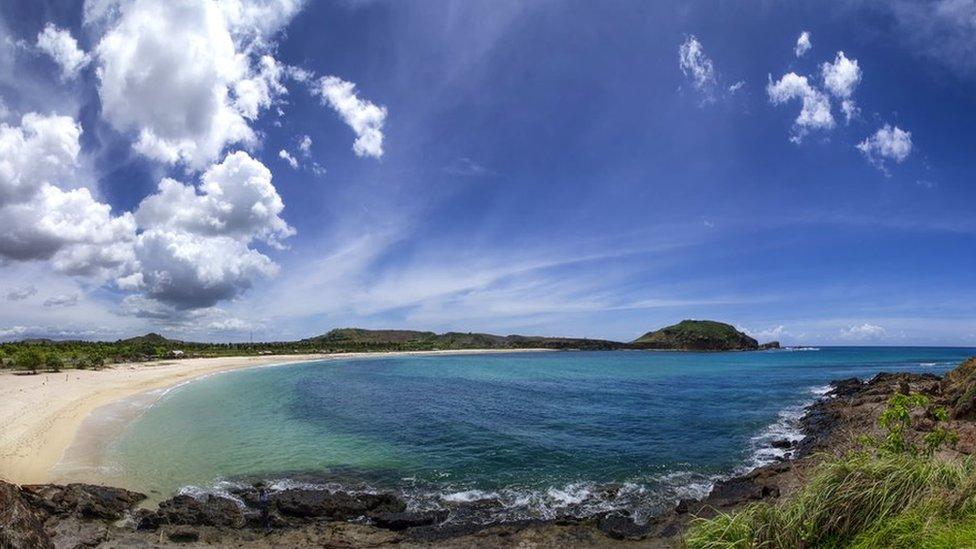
3;358;973;548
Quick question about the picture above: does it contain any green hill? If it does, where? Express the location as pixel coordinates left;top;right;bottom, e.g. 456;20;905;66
633;320;759;351
302;328;624;352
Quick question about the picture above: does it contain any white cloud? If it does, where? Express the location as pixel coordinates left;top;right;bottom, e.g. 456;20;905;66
839;323;887;341
857;124;913;172
748;325;789;340
0;113;82;207
298;134;312;155
0;113;136;277
124;230;278;310
124;151;293;311
821;51;861;123
767;72;835;143
728;81;745;94
92;0;301;169
678;35;716;98
278;149;298;168
43;293;79;307
312;75;387;158
36;24;91;80
135;151;294;247
5;285;37;301
794;31;812;57
0;184;136;277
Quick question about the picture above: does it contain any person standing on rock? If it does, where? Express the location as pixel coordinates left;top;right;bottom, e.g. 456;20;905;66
257;484;270;531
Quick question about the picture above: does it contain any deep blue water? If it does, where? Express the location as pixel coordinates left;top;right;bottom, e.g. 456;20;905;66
104;347;975;521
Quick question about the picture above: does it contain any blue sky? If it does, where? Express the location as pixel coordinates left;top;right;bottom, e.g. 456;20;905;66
0;0;973;345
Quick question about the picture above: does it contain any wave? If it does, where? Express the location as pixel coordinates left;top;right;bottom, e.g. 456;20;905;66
175;470;722;526
741;384;829;472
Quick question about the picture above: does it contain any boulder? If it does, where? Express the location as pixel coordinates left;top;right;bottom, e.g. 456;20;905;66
153;494;245;528
272;489;405;520
371;510;449;531
20;483;145;521
0;481;53;549
596;513;647;540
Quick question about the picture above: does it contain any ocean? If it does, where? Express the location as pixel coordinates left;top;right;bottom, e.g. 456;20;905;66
78;347;975;523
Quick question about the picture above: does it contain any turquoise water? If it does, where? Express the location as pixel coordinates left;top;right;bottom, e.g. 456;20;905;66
102;347;974;521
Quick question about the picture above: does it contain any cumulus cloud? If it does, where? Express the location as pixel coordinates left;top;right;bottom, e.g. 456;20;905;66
678;35;716;99
857;124;913;173
312;75;387;158
124;230;278;310
92;0;301;168
767;72;835;143
0;113;136;277
794;31;812;57
278;149;298;168
136;151;293;245
0;113;82;207
36;24;91;80
0;185;136;276
5;285;37;301
123;151;293;311
821;51;861;122
43;293;79;307
840;323;887;341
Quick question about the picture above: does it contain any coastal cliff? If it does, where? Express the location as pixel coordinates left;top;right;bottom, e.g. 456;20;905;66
5;357;973;548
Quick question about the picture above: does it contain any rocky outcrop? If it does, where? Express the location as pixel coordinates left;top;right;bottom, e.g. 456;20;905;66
940;357;976;419
20;483;145;521
633;320;760;351
0;481;53;549
759;341;781;350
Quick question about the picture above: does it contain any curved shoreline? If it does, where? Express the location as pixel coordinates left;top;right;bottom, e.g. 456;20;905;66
0;349;552;486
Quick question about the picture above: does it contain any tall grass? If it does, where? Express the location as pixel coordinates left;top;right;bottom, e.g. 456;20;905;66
685;452;976;549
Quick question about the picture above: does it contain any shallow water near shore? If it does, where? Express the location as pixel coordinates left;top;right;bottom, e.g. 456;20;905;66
61;347;974;522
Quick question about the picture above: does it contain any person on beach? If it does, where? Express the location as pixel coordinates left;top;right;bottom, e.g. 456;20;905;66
257;484;270;531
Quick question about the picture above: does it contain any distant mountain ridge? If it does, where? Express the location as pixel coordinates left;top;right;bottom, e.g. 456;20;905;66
0;321;776;362
302;328;625;351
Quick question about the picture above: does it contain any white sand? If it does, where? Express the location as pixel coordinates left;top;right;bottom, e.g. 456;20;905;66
0;349;548;485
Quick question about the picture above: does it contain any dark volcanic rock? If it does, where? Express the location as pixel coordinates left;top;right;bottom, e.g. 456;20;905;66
371;510;449;530
706;463;786;508
272;489;405;520
48;517;109;548
166;526;200;543
20;483;146;521
829;378;864;399
0;481;53;549
770;438;794;449
153;494;245;528
759;341;781;350
596;513;647;540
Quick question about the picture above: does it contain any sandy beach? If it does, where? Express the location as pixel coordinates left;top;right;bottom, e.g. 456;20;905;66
0;349;549;486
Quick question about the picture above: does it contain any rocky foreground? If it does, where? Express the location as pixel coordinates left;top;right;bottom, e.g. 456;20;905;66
3;358;974;548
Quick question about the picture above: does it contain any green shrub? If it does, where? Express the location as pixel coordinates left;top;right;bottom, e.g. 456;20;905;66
44;352;63;372
13;348;43;374
686;392;966;548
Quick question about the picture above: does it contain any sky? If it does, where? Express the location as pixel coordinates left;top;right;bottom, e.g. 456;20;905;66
0;0;973;346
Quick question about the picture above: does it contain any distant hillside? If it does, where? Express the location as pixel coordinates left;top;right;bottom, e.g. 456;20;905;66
117;332;180;346
302;328;625;352
633;320;760;351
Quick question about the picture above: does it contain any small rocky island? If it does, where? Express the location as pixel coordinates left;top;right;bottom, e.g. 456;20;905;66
632;320;764;351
